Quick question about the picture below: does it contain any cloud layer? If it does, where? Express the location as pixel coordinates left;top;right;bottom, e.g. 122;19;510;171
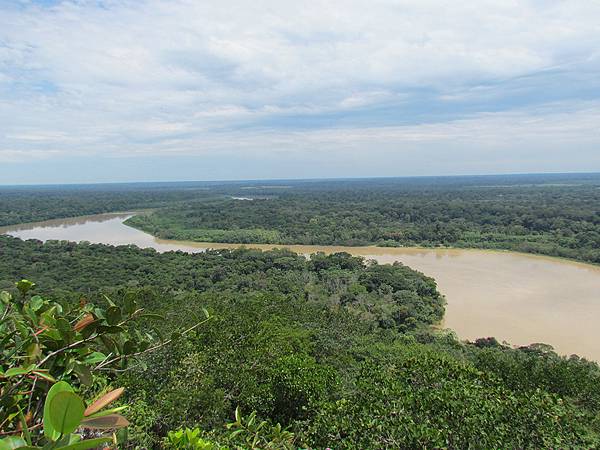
1;0;599;182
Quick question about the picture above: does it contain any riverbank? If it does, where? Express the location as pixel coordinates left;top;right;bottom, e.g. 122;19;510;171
3;210;599;270
3;211;600;361
123;212;600;269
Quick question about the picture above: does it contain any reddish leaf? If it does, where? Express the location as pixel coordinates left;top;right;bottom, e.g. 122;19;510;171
80;413;129;429
73;314;95;332
84;387;125;417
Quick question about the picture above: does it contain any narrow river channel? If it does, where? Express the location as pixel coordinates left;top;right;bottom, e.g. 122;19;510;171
3;212;600;361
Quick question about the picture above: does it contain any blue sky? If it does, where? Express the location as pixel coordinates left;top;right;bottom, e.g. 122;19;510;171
1;0;599;184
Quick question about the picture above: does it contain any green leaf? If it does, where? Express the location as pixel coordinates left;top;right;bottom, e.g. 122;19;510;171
102;294;116;308
73;363;92;386
0;291;11;304
122;340;137;355
0;437;29;449
32;370;56;383
39;305;58;328
66;434;81;445
106;306;122;326
44;382;74;440
82;352;107;365
229;429;244;438
18;407;32;446
85;405;127;420
150;326;164;342
100;335;117;353
48;391;85;436
80;413;129;429
79;321;99;339
28;296;45;312
55;318;73;342
54;438;112;450
97;325;124;335
123;294;137;316
0;330;17;350
26;343;41;363
16;280;35;296
137;313;164;321
4;365;34;377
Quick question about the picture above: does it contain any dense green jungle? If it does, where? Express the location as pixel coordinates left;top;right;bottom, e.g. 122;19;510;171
2;174;600;449
4;174;596;262
126;174;600;264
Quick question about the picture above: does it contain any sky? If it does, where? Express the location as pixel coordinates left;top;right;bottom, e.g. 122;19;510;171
0;0;599;184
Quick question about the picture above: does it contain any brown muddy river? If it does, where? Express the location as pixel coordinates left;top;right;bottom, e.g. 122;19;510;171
2;212;600;361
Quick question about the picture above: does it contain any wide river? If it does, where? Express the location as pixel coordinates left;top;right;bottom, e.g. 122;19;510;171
2;212;600;361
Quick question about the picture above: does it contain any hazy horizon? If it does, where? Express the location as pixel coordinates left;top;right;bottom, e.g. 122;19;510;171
1;170;599;188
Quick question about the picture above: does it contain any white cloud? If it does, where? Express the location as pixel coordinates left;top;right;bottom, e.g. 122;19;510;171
0;0;599;175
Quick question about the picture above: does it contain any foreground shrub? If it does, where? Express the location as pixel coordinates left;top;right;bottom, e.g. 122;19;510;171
303;346;595;448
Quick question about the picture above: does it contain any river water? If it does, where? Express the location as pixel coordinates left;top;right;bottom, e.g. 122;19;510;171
2;212;600;360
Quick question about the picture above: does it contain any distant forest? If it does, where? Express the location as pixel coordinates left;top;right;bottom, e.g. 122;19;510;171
135;173;600;263
2;173;600;264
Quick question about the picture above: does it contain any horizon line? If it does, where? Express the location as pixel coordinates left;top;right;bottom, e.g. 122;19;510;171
1;170;599;189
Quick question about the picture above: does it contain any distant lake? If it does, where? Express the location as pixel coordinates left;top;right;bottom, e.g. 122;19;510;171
3;212;600;361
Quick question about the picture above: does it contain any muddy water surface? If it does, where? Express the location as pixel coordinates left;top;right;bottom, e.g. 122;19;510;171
3;213;600;360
